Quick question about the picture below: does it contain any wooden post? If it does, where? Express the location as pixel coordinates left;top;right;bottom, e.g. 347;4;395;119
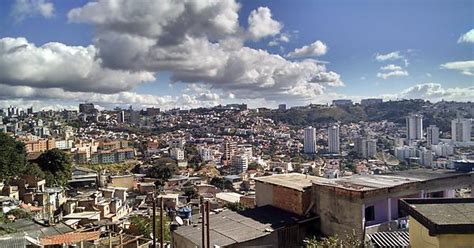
160;196;164;248
119;233;123;247
152;194;157;248
205;201;210;248
109;232;112;248
200;196;205;248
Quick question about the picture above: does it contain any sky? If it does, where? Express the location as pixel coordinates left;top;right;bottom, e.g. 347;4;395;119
0;0;472;110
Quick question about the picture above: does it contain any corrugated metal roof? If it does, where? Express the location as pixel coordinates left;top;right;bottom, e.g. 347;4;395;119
369;231;410;248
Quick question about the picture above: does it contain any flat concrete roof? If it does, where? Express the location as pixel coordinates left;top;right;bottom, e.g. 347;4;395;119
216;192;243;203
254;173;330;191
313;169;472;192
400;198;474;235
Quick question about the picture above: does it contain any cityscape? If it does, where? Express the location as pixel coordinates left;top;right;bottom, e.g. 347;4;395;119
0;0;473;248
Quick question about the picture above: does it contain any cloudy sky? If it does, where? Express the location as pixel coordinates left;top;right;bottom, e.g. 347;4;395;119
0;0;472;110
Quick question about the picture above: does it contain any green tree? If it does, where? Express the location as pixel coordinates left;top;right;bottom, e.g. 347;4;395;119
210;177;234;190
37;149;72;187
147;159;177;186
0;133;27;182
225;202;246;212
129;214;171;242
304;230;366;248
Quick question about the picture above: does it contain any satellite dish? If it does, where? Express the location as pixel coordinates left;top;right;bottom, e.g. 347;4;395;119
175;216;184;226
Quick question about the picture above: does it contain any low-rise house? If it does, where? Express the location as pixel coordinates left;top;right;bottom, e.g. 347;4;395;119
399;198;474;248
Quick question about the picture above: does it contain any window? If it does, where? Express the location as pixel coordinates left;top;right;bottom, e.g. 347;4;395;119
365;205;375;222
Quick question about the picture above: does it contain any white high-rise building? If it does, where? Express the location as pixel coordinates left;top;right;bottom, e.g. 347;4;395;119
426;125;440;146
170;147;185;160
232;154;248;174
354;137;377;158
118;111;125;123
304;126;317;154
451;118;471;142
406;114;423;141
328;125;340;154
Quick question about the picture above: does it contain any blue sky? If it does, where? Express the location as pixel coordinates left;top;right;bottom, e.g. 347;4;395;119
0;0;472;110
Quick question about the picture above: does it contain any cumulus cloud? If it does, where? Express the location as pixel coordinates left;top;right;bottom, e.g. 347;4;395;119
457;29;474;43
376;70;409;79
0;37;155;93
247;7;282;40
66;0;342;102
387;83;474;102
440;60;474;76
380;64;403;71
375;51;404;61
287;40;327;58
11;0;54;22
268;33;290;46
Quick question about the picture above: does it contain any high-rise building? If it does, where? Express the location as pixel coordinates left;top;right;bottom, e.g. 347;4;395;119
79;103;95;114
406;114;423;141
451;118;471;142
118;111;125;123
27;107;33;115
232;154;248;174
328;125;340;154
360;98;383;106
147;107;160;116
354;137;377;158
223;141;237;162
304;126;317;154
278;104;286;111
426;125;440;146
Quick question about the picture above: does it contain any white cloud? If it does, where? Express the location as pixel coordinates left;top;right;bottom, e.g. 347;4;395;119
247;7;282;40
385;83;474;102
11;0;54;22
375;51;403;61
457;29;474;43
0;37;155;93
287;40;328;58
66;0;343;102
440;60;474;76
376;70;409;79
268;33;290;46
380;64;403;71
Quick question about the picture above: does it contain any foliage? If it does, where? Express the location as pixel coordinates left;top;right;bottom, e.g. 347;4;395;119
304;230;367;248
225;202;246;212
5;208;32;220
183;187;198;200
147;158;178;186
209;177;234;190
23;163;46;180
37;149;72;187
129;214;171;242
0;133;27;182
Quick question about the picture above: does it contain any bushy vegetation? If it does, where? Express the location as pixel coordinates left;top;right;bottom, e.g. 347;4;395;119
129;214;171;242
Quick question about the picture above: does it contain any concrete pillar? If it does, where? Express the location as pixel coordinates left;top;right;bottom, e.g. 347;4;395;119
420;190;425;198
387;198;392;221
361;203;365;228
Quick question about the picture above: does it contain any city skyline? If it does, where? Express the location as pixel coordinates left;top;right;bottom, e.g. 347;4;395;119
0;0;472;111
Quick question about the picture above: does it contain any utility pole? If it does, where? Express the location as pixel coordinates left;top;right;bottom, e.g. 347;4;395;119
152;193;157;248
200;196;205;248
205;201;210;248
160;196;164;248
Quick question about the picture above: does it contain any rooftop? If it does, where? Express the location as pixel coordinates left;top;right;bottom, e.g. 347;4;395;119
254;173;330;191
400;198;474;235
174;205;308;247
313;169;472;192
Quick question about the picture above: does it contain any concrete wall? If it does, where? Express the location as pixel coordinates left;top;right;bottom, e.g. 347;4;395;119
312;185;364;238
410;216;474;248
255;181;273;207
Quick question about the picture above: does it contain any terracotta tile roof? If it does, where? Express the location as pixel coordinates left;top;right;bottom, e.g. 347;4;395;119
40;231;100;245
20;203;42;212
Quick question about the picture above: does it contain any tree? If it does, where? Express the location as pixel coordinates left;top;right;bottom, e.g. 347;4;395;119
210;177;234;190
147;159;177;186
0;133;27;182
304;230;367;248
129;214;171;242
225;202;246;212
183;187;198;200
37;149;72;187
